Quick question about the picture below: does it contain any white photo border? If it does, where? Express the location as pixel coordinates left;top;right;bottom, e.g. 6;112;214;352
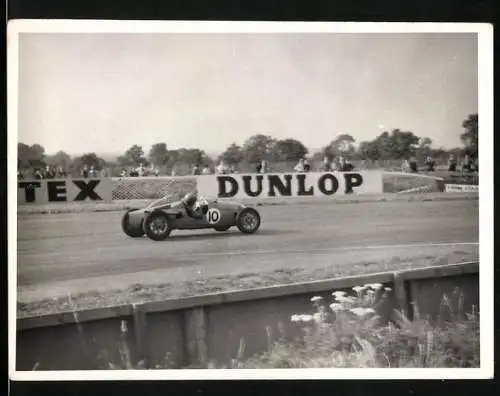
7;20;494;381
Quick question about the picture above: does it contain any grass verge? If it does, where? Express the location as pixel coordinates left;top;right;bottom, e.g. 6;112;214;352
229;286;479;369
18;251;477;318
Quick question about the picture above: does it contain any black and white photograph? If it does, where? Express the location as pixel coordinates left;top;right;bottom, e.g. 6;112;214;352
8;21;493;380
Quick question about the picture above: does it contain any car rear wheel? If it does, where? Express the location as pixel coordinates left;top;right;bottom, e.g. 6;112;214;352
143;211;172;241
121;209;144;238
236;208;261;234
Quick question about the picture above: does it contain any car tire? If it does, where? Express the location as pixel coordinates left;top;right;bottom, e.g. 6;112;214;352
214;226;231;232
236;208;261;234
121;209;144;238
143;211;172;241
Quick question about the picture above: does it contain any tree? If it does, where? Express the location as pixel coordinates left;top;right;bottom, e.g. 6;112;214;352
387;129;420;159
148;143;169;168
218;143;244;165
415;137;433;160
166;149;179;167
356;129;421;160
117;145;147;167
45;150;72;169
273;138;308;162
323;134;356;159
72;152;106;170
311;151;326;162
460;113;478;157
18;143;46;169
357;140;382;160
242;134;277;163
178;148;204;165
166;148;206;167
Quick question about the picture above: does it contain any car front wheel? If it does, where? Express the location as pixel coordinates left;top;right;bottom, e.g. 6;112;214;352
236;208;261;234
143;211;172;241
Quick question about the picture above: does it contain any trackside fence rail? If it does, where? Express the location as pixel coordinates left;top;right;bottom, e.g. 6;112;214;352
16;261;479;370
18;172;480;205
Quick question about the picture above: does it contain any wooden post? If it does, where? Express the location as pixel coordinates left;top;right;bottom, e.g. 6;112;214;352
184;306;208;367
393;272;410;319
132;304;149;368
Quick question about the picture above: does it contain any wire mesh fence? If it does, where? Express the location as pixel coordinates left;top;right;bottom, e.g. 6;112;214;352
111;177;196;200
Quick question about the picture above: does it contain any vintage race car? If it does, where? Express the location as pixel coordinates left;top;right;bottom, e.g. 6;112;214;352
121;194;261;241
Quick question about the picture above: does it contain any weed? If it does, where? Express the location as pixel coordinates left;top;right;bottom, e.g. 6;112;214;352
233;284;479;368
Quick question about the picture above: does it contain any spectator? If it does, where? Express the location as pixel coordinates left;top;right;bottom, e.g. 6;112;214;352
33;168;43;179
330;158;339;171
202;165;211;175
294;158;305;172
343;158;354;171
17;170;24;180
89;165;98;178
136;163;145;177
409;156;418;173
303;158;311;172
216;161;229;175
401;159;410;173
425;156;435;172
462;154;473;173
192;164;201;175
43;165;55;179
81;165;89;178
120;168;128;177
56;166;67;178
255;160;267;174
337;156;345;171
154;168;160;177
448;154;457;172
322;157;332;172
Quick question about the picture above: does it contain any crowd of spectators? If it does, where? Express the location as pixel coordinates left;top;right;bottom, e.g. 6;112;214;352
399;154;477;174
18;153;478;181
17;165;68;180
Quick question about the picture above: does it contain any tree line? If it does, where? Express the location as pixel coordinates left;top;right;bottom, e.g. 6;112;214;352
18;113;478;175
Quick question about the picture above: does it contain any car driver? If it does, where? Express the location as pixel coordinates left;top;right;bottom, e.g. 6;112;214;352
181;192;209;220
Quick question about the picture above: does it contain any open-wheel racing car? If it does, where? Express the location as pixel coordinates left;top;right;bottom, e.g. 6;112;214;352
121;192;261;241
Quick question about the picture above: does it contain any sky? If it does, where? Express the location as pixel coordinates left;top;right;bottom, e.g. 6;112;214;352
17;32;478;157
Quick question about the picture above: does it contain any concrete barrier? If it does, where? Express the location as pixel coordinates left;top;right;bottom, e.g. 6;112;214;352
16;261;479;371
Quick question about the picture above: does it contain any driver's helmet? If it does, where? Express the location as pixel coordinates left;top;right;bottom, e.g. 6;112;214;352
196;195;208;207
182;192;198;208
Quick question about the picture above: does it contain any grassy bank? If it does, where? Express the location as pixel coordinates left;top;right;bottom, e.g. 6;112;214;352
29;283;478;370
229;286;479;369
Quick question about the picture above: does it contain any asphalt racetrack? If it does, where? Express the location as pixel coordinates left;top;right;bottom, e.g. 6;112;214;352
17;199;479;314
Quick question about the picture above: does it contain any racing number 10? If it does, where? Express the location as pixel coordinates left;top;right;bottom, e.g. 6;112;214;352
206;208;221;224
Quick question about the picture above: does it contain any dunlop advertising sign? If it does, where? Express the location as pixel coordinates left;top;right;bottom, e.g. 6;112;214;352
197;172;383;199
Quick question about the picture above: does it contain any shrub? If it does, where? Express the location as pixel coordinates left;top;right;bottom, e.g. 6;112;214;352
234;284;479;368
